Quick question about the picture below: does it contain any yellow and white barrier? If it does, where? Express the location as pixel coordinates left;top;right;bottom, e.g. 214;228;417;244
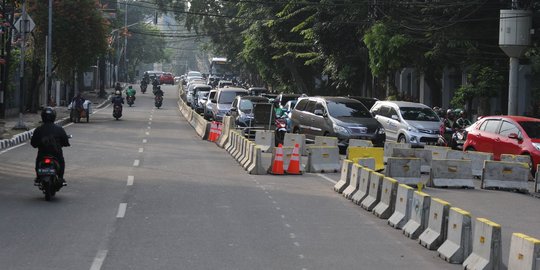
373;177;399;219
430;159;475;188
462;218;502;270
424;145;450;160
284;133;306;155
437;207;473;264
351;167;373;204
342;164;362;199
314;136;338;147
334;159;353;193
386;157;423;186
361;171;385;211
419;198;450;250
508;233;540;270
392;148;433;173
482;160;529;192
384;142;410;163
403;191;431;240
255;130;274;153
388;184;414;229
347;146;385;171
306;146;341;173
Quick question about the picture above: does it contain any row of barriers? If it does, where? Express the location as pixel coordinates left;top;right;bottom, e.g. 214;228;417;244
334;163;540;269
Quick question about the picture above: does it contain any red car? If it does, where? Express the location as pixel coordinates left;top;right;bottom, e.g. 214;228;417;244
159;73;175;85
463;115;540;171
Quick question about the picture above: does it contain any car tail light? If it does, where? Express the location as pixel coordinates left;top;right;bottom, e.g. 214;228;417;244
44;158;51;164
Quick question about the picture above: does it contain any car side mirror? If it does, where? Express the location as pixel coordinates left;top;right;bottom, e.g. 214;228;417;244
230;107;237;112
391;115;399;121
508;133;521;140
314;109;325;116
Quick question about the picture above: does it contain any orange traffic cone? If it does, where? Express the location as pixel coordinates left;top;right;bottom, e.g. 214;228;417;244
208;121;217;142
286;143;302;175
269;143;285;175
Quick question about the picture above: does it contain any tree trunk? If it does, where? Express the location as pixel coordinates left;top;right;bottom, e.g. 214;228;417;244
283;57;308;94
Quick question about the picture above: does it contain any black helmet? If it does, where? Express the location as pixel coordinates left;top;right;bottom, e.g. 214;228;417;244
41;107;56;123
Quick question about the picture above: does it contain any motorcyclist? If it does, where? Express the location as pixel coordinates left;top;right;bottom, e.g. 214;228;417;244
126;85;136;100
153;85;164;97
444;109;455;129
72;93;86;116
112;90;124;106
152;78;160;94
142;73;150;85
454;110;472;129
30;107;70;186
114;82;123;93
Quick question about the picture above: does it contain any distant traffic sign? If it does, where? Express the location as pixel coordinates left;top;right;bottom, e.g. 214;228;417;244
14;15;35;34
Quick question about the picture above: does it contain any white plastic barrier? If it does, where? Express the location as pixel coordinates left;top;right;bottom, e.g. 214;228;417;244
334;160;353;193
356;157;376;171
430;159;475;188
447;150;493;177
384;142;410;163
351;167;373;204
342;164;362;199
424;145;450;160
388;184;414;229
482;161;529;192
255;130;274;153
500;154;531;168
419;198;450;250
361;171;385;211
462;218;502;270
392;148;432;173
385;157;423;186
508;233;540;270
284;133;306;156
248;146;267;175
306;146;341;173
373;177;399;219
437;207;473;264
403;191;431;240
314;136;338;147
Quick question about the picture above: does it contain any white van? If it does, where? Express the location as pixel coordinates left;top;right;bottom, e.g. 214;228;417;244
370;101;441;145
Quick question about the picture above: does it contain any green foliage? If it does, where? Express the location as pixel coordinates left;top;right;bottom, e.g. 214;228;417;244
451;65;503;108
363;22;410;77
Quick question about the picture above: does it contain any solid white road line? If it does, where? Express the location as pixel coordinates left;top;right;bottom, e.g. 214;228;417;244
64;123;74;127
127;175;134;186
133;160;140;167
116;203;127;218
0;142;27;155
89;249;108;270
316;173;337;184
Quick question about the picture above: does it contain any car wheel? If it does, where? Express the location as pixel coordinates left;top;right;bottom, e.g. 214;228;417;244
466;146;475;151
398;134;407;143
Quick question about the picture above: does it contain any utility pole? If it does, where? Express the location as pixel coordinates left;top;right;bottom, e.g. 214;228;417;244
124;0;128;82
14;0;28;130
45;0;52;106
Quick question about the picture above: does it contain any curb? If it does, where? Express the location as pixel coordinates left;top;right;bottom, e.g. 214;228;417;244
0;98;110;151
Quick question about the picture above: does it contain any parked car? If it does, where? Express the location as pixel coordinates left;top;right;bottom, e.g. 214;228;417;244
204;90;218;120
228;96;272;132
290;96;385;147
463;115;540;171
210;87;249;122
218;80;234;88
248;87;268;96
194;90;210;114
189;84;212;111
185;71;203;85
159;72;175;85
370;100;441;145
349;96;379;110
145;70;164;82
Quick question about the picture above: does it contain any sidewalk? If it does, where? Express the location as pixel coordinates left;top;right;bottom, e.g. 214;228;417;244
1;89;113;140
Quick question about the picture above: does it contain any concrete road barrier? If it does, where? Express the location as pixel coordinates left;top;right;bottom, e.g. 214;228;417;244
437;207;473;264
342;164;362;199
462;218;502;270
403;191;431;240
424;145;450;160
351;167;373;204
314;136;338;147
508;233;540;270
355;157;375;170
448;150;494;178
349;139;373;148
255;130;274;153
500;154;531;168
241;141;254;168
392;148;432;173
384;142;410;163
361;171;385;211
225;130;234;152
419;198;450;250
388;184;414;229
334;160;353;193
373;177;399;219
386;157;423;186
234;136;247;161
217;116;232;148
284;133;306;155
430;159;475;188
248;146;267;175
348;146;385;171
306;146;341;173
230;132;241;157
482;161;529;192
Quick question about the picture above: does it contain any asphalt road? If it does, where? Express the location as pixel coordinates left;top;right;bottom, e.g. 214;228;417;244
0;85;460;270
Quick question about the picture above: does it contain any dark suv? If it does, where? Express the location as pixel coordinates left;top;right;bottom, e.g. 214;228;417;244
290;96;385;147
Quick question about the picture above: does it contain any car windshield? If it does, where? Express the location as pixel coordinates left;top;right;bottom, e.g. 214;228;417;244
519;121;540;139
219;91;246;104
188;71;201;77
399;107;439;121
239;99;253;113
327;101;371;118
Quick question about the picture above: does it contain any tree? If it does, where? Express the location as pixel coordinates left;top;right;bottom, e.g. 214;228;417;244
451;65;503;115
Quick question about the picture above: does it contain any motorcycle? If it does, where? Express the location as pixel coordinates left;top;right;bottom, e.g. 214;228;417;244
436;126;468;150
113;104;123;120
126;95;135;107
35;155;66;201
140;83;147;94
155;95;163;109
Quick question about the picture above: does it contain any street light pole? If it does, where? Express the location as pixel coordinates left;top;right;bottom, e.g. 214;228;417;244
124;0;128;82
14;0;28;130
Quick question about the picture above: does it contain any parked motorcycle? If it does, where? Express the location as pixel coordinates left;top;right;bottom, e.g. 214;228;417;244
155;95;163;109
35;155;66;201
140;83;147;94
126;95;135;107
113;104;122;120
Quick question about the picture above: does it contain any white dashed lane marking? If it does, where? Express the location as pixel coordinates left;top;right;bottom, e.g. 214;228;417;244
133;160;140;167
138;148;143;153
116;203;127;218
89;249;108;270
127;176;134;186
142;139;147;144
